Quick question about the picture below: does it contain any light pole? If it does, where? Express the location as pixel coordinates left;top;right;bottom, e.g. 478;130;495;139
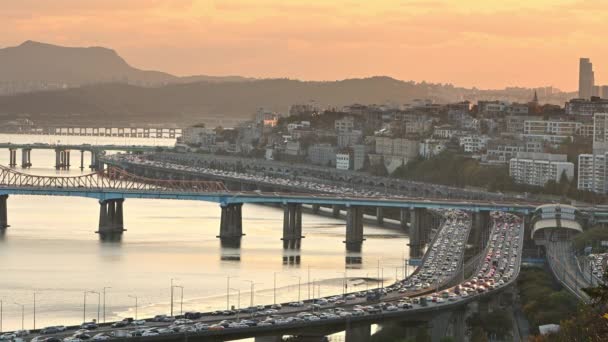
87;291;100;323
226;275;238;310
174;286;184;315
291;276;301;302
337;272;346;298
102;287;111;323
0;299;3;333
307;265;311;301
13;302;24;330
33;292;36;330
229;288;240;321
83;291;87;323
243;280;260;308
128;295;138;320
170;278;177;317
273;272;280;305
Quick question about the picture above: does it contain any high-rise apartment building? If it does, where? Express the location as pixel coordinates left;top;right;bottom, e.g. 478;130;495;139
579;58;595;99
593;113;608;154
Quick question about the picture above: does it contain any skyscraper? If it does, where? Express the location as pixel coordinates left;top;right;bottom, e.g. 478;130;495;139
579;58;595;99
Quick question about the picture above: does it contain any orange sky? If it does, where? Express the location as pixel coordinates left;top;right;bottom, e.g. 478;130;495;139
3;0;608;90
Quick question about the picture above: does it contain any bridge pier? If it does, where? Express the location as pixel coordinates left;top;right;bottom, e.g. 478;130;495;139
0;195;9;229
472;210;491;251
332;205;341;218
20;148;31;168
282;203;303;249
344;206;365;251
311;204;320;214
8;148;17;167
345;323;371;342
80;150;85;170
408;208;427;258
96;199;125;238
218;203;244;244
55;149;70;170
400;208;410;231
376;207;384;225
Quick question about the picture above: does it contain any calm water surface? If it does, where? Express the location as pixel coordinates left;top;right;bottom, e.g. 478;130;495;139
0;134;411;338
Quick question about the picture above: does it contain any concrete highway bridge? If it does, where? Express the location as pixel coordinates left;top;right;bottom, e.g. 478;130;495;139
5;210;523;342
0;164;530;255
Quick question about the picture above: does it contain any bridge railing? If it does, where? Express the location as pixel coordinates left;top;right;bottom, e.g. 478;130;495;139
0;165;228;193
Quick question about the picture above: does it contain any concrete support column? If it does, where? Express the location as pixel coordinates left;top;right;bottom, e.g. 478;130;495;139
409;208;426;258
8;149;17;167
80;150;85;170
90;152;97;170
345;324;371;342
400;208;410;231
0;194;9;229
55;149;61;169
332;205;340;218
376;207;384;225
282;203;303;249
21;149;31;168
65;150;70;169
311;204;320;214
218;203;244;242
472;210;491;250
97;199;125;238
345;206;365;251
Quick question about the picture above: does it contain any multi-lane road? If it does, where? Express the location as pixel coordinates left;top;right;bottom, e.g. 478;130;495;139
1;210;525;342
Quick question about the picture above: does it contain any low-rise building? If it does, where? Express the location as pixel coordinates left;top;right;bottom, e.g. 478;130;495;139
336;152;351;170
565;98;608;116
338;129;363;148
335;116;355;133
509;152;574;187
419;139;448;159
182;126;216;147
459;135;490;153
308;144;337;166
523;120;582;136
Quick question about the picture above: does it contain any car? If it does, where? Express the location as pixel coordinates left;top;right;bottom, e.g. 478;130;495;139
80;322;98;330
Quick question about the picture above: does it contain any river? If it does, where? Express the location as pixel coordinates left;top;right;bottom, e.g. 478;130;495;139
0;134;412;339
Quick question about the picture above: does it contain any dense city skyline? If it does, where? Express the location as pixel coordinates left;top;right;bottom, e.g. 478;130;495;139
3;0;608;90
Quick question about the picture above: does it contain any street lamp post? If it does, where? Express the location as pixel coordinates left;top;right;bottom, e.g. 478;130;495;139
273;272;279;305
87;291;100;323
229;288;240;321
128;295;138;320
291;276;301;302
33;292;36;330
226;275;238;310
243;280;260;308
1;299;3;333
170;278;176;317
83;291;87;323
13;302;24;330
102;287;111;323
174;286;184;315
337;272;346;298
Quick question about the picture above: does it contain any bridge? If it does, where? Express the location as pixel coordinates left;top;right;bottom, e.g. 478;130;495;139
0;165;526;255
0;143;164;170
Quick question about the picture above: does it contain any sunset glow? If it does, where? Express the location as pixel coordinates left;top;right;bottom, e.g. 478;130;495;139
3;0;608;89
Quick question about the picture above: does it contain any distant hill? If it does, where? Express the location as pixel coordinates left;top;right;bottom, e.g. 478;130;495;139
0;41;253;91
0;41;178;86
0;76;574;126
0;41;574;126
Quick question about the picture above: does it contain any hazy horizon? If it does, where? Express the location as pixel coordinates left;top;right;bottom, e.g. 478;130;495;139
3;0;606;91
